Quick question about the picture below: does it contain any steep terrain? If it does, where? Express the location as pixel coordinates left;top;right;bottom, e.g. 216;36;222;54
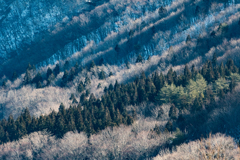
1;0;240;159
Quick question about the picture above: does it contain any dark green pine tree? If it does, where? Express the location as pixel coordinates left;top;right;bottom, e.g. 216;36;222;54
47;67;53;78
226;59;235;73
166;120;173;131
69;93;75;100
36;81;42;88
126;115;134;125
192;97;203;112
109;72;113;77
132;109;137;120
115;109;123;126
229;78;237;92
53;63;60;76
109;102;116;123
28;116;38;133
61;70;69;86
6;115;17;141
138;86;147;103
89;60;96;70
75;109;85;133
27;63;32;70
154;72;165;91
68;67;76;82
225;65;231;76
186;35;192;44
54;113;66;138
47;73;55;86
157;106;164;120
0;124;5;144
99;70;106;80
212;53;217;67
114;80;120;91
202;63;208;79
219;89;225;99
22;107;31;132
169;104;178;120
32;72;43;84
220;62;225;78
59;103;66;117
46;111;56;133
72;96;78;104
191;64;197;78
84;76;91;87
154;124;161;135
80;93;87;104
103;107;112;127
15;120;27;139
1;80;6;89
4;131;10;143
109;83;114;91
89;93;97;103
122;92;130;105
206;64;215;83
37;115;46;131
64;60;70;70
77;81;85;93
213;66;220;80
12;71;18;81
172;71;178;85
167;67;174;85
85;114;95;138
145;78;156;102
136;54;143;63
66;114;76;132
74;62;79;74
183;64;191;86
204;87;214;102
98;103;105;120
23;69;32;85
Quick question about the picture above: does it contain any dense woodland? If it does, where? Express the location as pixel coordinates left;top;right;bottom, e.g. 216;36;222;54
1;54;240;145
1;0;240;159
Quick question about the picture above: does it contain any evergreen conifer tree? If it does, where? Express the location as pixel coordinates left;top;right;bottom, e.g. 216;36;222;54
136;54;143;63
220;62;225;77
32;72;43;84
166;121;173;131
23;69;32;85
186;35;192;44
229;78;237;92
47;67;53;78
12;71;18;81
61;70;69;86
54;113;66;138
37;81;42;88
84;76;91;87
90;60;96;70
115;109;123;126
28;116;38;133
6;115;17;141
37;115;46;131
53;63;60;76
75;109;85;132
169;104;178;120
99;70;106;80
77;81;85;93
212;53;217;67
0;125;5;144
157;107;164;120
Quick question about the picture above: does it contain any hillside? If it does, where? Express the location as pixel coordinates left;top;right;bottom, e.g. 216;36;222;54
1;0;240;159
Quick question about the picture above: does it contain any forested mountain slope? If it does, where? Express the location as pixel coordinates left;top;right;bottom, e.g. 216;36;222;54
1;0;240;159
